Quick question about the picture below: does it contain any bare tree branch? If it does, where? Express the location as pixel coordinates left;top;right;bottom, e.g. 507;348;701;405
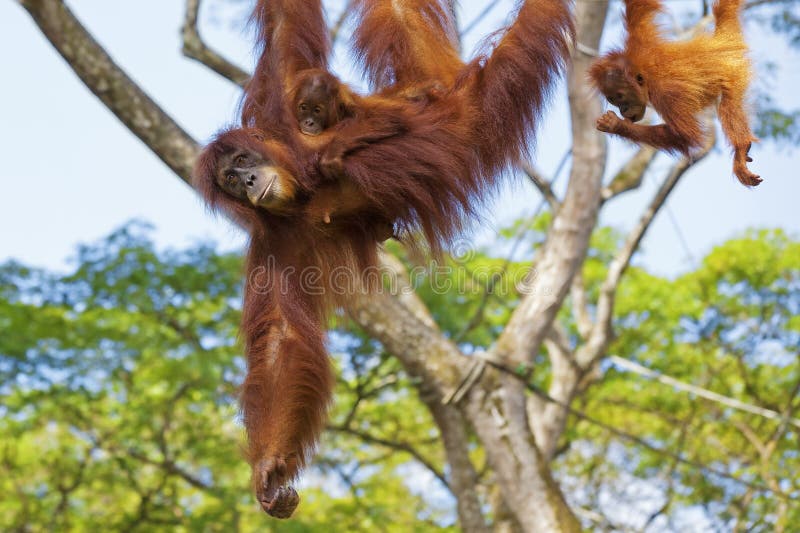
464;368;581;530
360;251;492;532
520;161;561;210
532;332;581;460
601;145;658;201
613;356;800;429
182;0;250;87
744;0;797;9
18;0;200;184
377;250;438;328
546;322;573;357
328;425;449;488
349;292;463;400
428;404;489;533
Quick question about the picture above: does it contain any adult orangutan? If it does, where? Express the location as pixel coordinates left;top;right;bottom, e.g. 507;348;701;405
194;0;573;518
589;0;761;186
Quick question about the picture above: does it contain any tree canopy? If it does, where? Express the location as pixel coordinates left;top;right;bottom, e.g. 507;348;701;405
2;222;798;531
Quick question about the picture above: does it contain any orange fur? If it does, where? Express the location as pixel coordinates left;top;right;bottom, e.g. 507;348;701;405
589;0;761;186
351;0;463;92
197;0;574;518
195;128;387;519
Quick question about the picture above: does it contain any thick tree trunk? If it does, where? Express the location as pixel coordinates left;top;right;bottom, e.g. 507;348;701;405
465;374;581;532
443;1;610;529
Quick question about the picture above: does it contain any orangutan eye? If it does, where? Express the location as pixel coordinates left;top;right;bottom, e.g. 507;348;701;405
235;155;248;166
226;173;238;184
636;74;644;85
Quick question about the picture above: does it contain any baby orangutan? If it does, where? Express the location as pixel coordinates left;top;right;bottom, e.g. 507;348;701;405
590;0;761;186
289;69;442;180
291;69;355;137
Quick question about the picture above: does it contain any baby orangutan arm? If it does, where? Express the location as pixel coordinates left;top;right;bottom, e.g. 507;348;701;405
288;69;409;181
596;110;694;154
319;106;409;179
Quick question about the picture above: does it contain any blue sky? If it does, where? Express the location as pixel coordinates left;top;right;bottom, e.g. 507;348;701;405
1;0;798;276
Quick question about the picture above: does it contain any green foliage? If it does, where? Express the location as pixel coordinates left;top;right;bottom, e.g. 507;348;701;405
769;2;800;48
563;229;800;531
3;220;799;531
0;222;454;532
755;103;800;146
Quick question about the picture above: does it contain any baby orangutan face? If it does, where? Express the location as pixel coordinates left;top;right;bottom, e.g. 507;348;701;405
600;76;647;122
591;55;648;123
291;69;353;136
295;83;331;136
214;148;297;211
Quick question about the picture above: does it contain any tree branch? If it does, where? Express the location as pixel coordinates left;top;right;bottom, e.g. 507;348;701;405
601;145;658;201
577;120;715;368
484;358;798;501
613;356;800;429
744;0;796;10
491;0;607;371
428;404;489;533
346;267;488;531
347;265;492;530
520;161;560;210
570;270;593;339
531;331;581;460
18;0;200;183
377;250;438;328
328;425;449;488
181;0;250;87
348;291;464;401
128;448;217;493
